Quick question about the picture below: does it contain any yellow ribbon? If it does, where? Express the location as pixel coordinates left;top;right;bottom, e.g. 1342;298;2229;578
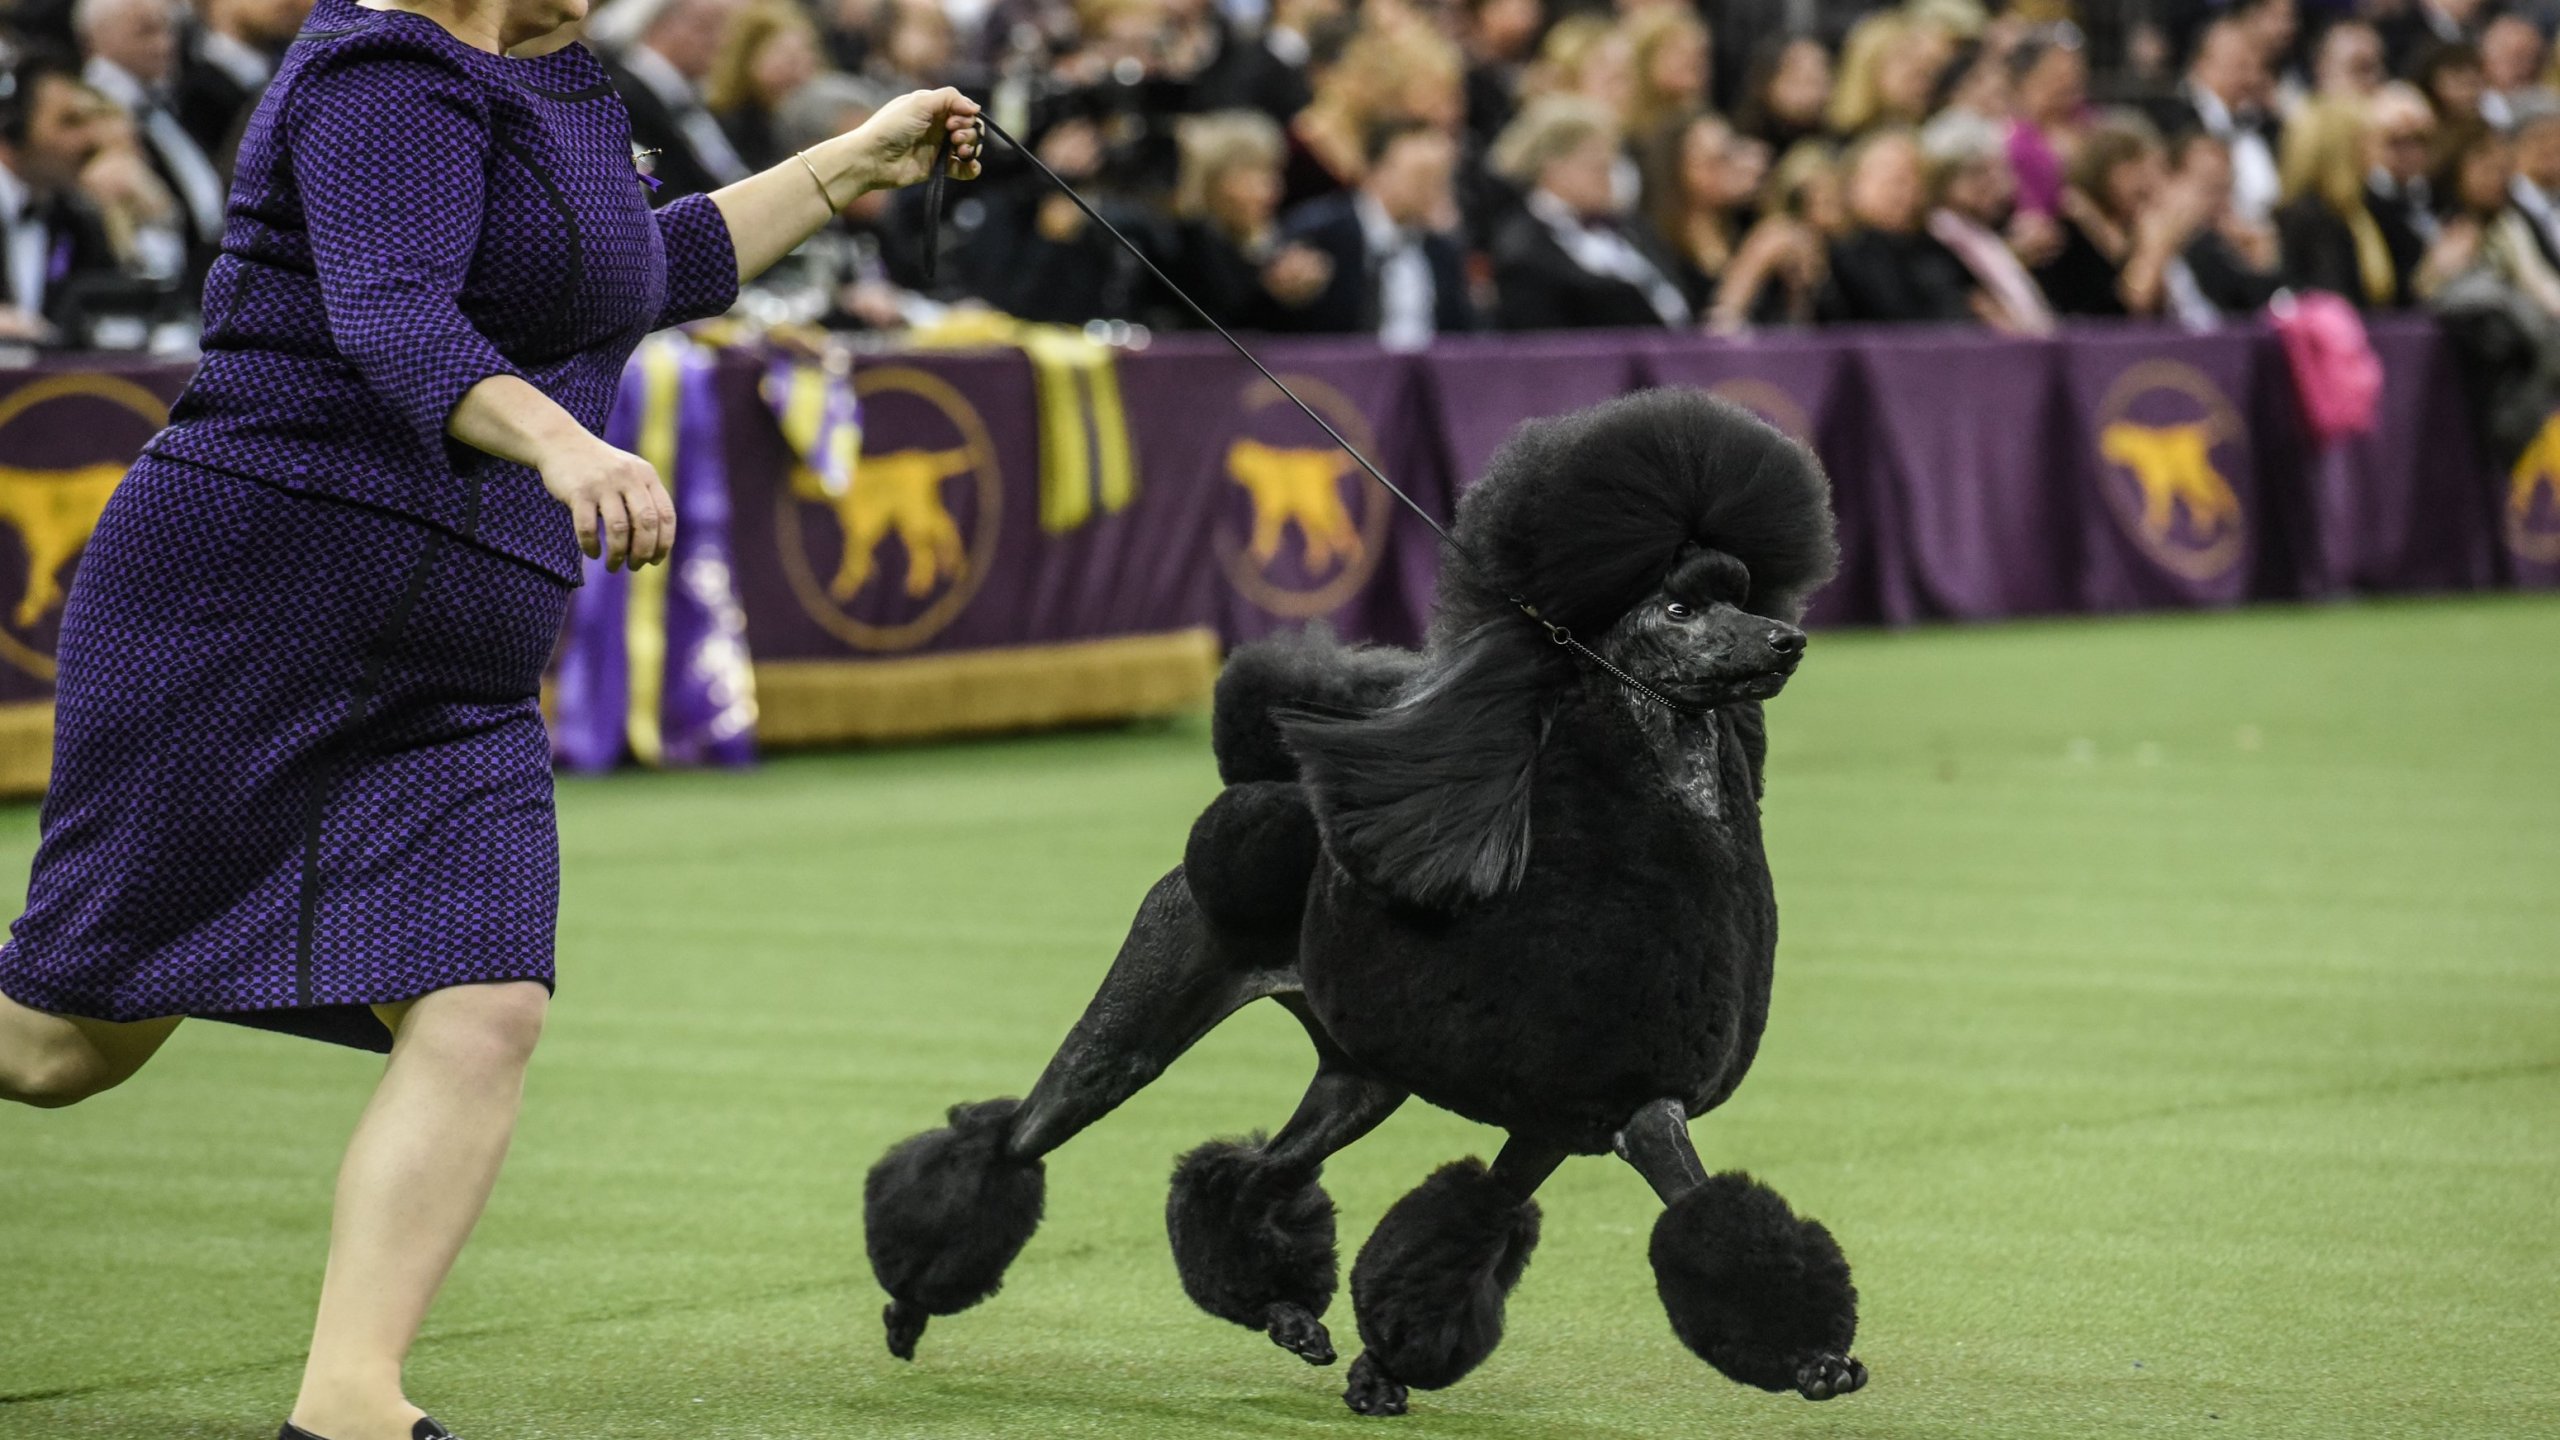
772;359;858;497
623;336;685;768
910;312;1135;533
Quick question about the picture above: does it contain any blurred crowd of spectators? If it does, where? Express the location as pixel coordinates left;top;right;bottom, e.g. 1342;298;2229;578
6;0;2560;358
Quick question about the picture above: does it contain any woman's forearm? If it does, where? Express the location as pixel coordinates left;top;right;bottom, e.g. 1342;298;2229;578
706;135;863;283
449;373;601;467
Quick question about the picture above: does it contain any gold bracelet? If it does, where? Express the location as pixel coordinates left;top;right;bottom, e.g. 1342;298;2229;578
794;148;839;212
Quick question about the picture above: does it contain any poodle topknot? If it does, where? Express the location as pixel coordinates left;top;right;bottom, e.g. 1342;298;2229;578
1439;388;1840;638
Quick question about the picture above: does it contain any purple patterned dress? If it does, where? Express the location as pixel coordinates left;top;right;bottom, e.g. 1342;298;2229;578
0;0;740;1050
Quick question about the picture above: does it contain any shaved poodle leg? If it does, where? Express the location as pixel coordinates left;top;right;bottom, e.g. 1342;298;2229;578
1620;1099;1867;1402
867;866;1294;1358
1168;1002;1406;1366
1006;869;1298;1161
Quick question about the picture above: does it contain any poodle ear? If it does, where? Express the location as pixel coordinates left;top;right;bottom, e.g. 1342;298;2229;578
1729;700;1768;800
1279;624;1554;913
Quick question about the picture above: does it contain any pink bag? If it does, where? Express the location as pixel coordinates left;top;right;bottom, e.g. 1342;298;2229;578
2270;290;2383;445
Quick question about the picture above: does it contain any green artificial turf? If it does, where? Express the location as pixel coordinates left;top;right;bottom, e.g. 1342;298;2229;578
4;595;2557;1440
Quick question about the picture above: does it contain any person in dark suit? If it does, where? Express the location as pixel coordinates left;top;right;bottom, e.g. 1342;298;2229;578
1486;96;1690;330
2364;80;2441;296
1271;119;1476;345
602;0;753;203
174;0;307;165
2165;131;2281;317
2139;19;2285;222
2036;112;2202;318
2376;0;2482;79
0;57;128;343
1148;108;1334;332
74;0;225;283
1823;126;1975;324
2504;95;2560;275
2276;97;2406;305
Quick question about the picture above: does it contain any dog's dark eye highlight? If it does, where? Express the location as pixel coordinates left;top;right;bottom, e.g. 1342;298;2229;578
1665;602;1693;621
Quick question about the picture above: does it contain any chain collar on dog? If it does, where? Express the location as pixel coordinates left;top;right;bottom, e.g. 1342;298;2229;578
915;124;1697;718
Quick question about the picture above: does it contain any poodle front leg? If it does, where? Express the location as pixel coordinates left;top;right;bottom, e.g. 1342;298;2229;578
1167;1020;1407;1367
1341;1136;1565;1417
1617;1098;1866;1402
864;867;1285;1359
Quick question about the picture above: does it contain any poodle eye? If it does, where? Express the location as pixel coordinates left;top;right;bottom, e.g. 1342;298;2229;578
1665;601;1694;621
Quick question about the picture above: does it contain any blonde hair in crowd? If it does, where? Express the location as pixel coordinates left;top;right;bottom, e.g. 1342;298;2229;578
1491;94;1620;187
1174;110;1285;221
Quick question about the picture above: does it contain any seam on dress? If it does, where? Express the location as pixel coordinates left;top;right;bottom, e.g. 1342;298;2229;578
289;461;487;1007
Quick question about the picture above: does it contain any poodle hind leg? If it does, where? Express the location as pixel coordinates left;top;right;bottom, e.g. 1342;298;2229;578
1341;1137;1566;1417
1167;1005;1406;1367
865;867;1288;1359
1618;1098;1865;1401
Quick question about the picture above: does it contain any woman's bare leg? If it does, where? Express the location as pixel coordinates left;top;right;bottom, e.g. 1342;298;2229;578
0;991;179;1107
289;981;548;1440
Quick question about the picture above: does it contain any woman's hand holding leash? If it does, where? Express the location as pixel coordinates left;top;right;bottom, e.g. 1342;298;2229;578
851;87;984;191
710;87;983;283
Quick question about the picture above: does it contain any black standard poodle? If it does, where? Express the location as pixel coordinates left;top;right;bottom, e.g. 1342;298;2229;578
861;388;1863;1415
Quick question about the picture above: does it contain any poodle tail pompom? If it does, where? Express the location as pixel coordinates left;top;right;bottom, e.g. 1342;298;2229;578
1349;1158;1542;1392
863;1098;1047;1360
1167;1136;1341;1361
1210;629;1423;786
1183;781;1321;936
1650;1171;1858;1392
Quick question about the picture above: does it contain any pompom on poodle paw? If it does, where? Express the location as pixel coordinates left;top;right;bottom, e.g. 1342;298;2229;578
1268;1301;1337;1365
1795;1352;1868;1400
1343;1352;1410;1416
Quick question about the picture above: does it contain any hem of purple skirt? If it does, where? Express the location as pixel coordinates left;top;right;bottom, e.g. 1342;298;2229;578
0;966;557;1054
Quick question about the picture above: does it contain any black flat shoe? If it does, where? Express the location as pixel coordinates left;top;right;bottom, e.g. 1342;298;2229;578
278;1419;457;1440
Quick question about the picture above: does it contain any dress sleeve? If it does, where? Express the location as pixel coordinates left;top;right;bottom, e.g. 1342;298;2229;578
653;192;740;328
289;51;524;459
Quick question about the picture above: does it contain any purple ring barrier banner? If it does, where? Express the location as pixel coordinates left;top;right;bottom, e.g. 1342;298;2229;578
0;316;2546;785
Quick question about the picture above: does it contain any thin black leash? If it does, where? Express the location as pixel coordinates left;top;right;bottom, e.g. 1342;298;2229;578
918;122;1691;717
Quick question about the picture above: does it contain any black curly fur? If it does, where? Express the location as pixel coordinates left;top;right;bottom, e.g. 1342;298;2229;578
1349;1159;1542;1392
1182;782;1321;934
1650;1171;1858;1392
1279;389;1833;914
1166;1137;1340;1345
863;1099;1047;1358
1212;630;1425;785
1283;620;1554;911
1445;388;1839;635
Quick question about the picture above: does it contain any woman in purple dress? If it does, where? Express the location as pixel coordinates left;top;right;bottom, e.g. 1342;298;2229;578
0;0;979;1432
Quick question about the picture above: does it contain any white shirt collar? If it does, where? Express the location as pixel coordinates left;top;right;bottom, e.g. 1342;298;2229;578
84;56;154;109
196;29;274;90
620;44;698;109
1524;187;1587;235
1352;190;1409;253
1524;188;1690;326
2187;82;2234;133
0;161;27;227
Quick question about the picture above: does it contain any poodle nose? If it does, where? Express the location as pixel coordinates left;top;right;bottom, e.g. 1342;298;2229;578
1767;627;1806;657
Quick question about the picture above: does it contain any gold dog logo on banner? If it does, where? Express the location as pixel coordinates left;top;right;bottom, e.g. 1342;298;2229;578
778;366;1002;653
2505;413;2560;564
794;447;974;600
0;374;169;681
1217;376;1390;618
2093;361;2249;582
